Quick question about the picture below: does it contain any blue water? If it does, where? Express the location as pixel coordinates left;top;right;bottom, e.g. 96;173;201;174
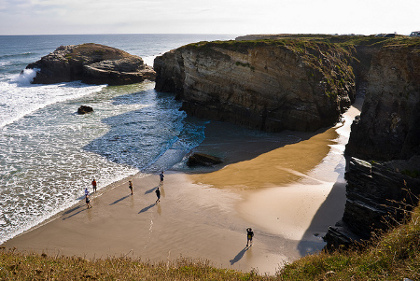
0;34;235;244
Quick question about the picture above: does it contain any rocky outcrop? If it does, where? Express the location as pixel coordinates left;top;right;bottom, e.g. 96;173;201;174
154;40;355;132
325;157;420;249
326;42;420;248
26;43;155;85
77;105;93;115
186;153;223;167
346;44;420;161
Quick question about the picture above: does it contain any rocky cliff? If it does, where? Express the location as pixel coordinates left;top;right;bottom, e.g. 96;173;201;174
347;44;420;160
26;43;155;85
154;40;355;132
325;41;420;248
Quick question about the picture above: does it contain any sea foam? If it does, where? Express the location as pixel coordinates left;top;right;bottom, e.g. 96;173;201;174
0;74;106;128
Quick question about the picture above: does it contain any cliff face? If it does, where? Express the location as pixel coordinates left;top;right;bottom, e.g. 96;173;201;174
347;45;420;160
325;43;420;248
155;41;355;132
27;43;156;85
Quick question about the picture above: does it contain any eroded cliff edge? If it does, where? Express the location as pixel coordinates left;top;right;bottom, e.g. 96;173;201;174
326;41;420;248
154;40;355;132
154;35;420;249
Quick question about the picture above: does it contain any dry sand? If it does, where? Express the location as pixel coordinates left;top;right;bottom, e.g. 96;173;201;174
2;101;362;275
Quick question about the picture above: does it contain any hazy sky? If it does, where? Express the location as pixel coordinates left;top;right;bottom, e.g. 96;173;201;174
1;0;419;35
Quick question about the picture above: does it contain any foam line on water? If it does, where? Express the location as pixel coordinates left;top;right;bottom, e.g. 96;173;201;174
0;73;106;128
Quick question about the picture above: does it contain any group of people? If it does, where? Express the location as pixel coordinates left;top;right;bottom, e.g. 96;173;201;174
84;171;165;208
84;172;254;246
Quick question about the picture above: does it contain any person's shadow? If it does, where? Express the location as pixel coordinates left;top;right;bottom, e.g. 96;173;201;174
229;246;250;265
138;203;156;214
145;186;158;195
62;207;87;220
109;195;130;205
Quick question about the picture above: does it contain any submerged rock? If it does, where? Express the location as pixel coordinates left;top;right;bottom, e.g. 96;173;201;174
77;105;93;115
26;43;156;85
187;153;223;167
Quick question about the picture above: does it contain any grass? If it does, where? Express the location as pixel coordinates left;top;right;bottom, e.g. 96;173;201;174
279;204;420;280
2;204;420;280
0;252;271;280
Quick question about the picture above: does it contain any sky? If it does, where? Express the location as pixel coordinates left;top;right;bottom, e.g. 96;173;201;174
0;0;419;36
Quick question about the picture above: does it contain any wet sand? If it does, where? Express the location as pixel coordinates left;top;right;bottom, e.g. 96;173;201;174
1;102;361;275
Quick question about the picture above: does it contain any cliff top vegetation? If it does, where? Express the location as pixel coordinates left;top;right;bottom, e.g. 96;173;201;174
2;203;420;280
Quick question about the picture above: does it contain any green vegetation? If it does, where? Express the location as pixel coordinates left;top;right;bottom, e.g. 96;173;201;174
184;35;420;100
2;204;420;280
402;169;420;178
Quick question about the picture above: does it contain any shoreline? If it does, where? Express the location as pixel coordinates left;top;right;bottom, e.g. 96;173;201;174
1;101;361;275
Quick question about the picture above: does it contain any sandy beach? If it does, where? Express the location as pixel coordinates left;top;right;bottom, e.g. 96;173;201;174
1;101;361;275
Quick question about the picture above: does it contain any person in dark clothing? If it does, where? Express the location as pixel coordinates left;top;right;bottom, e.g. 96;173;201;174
92;179;97;193
159;171;164;182
129;180;133;195
246;228;254;247
155;187;161;203
86;194;92;209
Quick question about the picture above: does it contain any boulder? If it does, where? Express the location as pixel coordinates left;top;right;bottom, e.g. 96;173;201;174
77;105;93;114
26;43;156;85
187;153;223;167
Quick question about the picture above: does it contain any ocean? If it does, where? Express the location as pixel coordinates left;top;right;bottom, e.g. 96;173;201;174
0;34;236;244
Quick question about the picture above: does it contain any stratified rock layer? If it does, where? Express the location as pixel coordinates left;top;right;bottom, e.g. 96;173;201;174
346;44;420;161
326;41;420;248
154;40;355;132
26;43;156;85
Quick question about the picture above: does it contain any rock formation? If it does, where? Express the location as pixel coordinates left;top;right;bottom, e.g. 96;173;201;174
325;41;420;248
346;44;420;161
77;105;93;115
154;40;355;132
186;153;223;167
26;43;156;85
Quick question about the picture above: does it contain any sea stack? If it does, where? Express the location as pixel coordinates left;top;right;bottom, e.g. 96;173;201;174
26;43;156;85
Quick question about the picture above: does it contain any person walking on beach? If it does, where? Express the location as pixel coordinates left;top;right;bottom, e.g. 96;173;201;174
246;228;254;247
159;171;164;182
85;188;89;197
92;178;97;193
85;194;92;209
129;180;133;195
155;187;161;203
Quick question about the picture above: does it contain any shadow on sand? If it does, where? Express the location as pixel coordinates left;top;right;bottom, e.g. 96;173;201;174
229;246;250;265
110;195;131;205
82;88;322;176
296;162;347;256
145;186;158;195
62;206;87;220
138;203;156;214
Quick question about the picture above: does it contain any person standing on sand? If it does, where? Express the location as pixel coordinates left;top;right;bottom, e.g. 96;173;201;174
129;180;133;195
159;171;164;182
155;187;161;203
86;194;92;209
92;178;97;193
246;228;254;247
